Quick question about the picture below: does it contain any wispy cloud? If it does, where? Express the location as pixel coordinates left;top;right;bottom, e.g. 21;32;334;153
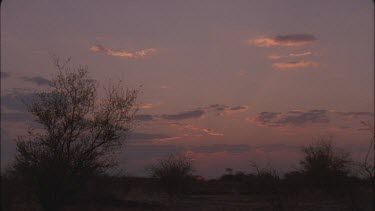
161;109;206;120
128;132;174;141
334;111;373;117
250;34;317;47
201;128;224;136
268;51;312;60
152;136;182;142
268;55;282;60
289;51;312;57
272;60;317;69
90;44;156;59
19;76;51;86
134;110;206;122
139;103;153;109
170;122;224;136
208;104;249;115
248;110;373;129
135;104;249;122
134;114;155;121
248;110;330;127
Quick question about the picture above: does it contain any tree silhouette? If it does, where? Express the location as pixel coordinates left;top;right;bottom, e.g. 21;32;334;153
149;154;194;202
9;57;138;210
300;137;352;192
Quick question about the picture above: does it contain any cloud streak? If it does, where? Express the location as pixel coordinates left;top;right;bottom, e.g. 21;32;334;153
208;104;249;115
251;34;317;47
128;132;174;141
289;51;313;57
19;76;51;86
161;109;206;120
248;110;330;127
272;61;317;69
139;103;153;109
248;110;373;128
90;44;156;59
135;114;155;121
170;122;224;136
268;51;313;60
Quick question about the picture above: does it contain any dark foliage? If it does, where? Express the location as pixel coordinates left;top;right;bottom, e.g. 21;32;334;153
300;137;352;192
5;58;138;211
149;154;194;202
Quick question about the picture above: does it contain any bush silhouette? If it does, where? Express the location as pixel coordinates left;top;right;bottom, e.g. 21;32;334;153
299;137;352;192
149;154;194;202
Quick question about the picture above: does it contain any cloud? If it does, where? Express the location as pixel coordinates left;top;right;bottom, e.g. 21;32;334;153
170;122;224;136
134;114;155;121
230;106;249;111
208;104;249;115
201;128;224;136
161;109;206;120
139;103;153;109
268;51;312;60
1;72;10;78
272;61;317;69
90;44;156;59
136;104;248;122
289;51;312;57
250;34;316;47
127;132;175;141
247;112;281;127
248;110;329;127
152;136;182;141
277;110;329;125
268;55;282;60
334;111;374;118
19;76;51;86
189;144;250;154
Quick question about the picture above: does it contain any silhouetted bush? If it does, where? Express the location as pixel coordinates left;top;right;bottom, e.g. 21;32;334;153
299;137;352;193
149;154;194;202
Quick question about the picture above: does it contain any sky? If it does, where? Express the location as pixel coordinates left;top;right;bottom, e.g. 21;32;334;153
1;0;374;178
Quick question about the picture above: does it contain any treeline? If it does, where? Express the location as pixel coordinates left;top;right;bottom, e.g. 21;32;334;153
2;137;373;210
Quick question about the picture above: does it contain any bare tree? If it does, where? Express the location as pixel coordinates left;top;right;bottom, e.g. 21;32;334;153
149;154;194;202
9;57;139;210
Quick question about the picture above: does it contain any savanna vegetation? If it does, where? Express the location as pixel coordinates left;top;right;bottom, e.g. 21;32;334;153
1;61;374;211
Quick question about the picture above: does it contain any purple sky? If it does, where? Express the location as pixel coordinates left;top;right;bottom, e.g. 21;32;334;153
1;0;374;177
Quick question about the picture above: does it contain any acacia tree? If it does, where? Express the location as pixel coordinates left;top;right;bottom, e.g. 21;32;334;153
10;58;138;210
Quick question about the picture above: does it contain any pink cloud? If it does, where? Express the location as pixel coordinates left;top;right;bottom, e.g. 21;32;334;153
90;44;156;59
250;34;316;47
272;61;317;69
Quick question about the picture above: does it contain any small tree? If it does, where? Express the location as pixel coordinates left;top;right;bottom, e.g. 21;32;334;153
9;57;138;210
300;137;352;191
149;154;194;202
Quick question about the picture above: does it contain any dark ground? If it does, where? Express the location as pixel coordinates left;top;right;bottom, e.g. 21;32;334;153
3;176;373;211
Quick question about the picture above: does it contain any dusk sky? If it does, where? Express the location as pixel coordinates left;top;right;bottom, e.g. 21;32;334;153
1;0;374;177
